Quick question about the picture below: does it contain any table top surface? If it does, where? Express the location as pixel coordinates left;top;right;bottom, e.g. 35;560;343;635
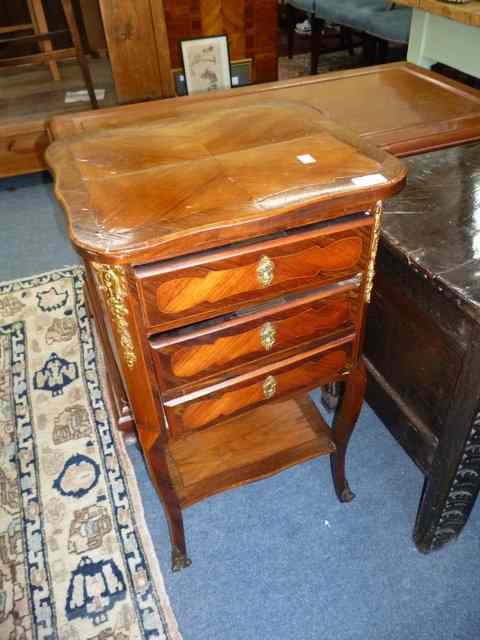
47;105;405;264
383;141;480;313
49;63;480;159
397;0;480;26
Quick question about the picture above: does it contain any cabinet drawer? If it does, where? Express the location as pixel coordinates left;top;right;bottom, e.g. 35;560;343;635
163;337;354;435
0;127;48;177
151;284;360;391
136;216;372;331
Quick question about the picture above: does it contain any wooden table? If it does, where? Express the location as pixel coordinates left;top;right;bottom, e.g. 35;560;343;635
47;98;406;570
397;0;480;78
45;62;480;554
365;141;480;552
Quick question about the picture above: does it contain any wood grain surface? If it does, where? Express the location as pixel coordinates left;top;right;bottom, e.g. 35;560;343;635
163;337;353;434
49;63;480;162
138;219;372;330
163;0;278;83
396;0;480;26
167;395;335;507
151;284;360;389
47;107;404;264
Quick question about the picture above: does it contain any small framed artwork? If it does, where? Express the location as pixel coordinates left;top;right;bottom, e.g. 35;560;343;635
180;35;232;95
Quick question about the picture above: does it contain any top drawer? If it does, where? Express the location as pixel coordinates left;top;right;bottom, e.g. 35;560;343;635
136;215;373;331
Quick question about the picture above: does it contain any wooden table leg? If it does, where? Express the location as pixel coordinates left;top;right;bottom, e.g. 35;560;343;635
148;438;191;572
27;0;61;80
413;401;480;553
330;358;367;502
61;0;98;109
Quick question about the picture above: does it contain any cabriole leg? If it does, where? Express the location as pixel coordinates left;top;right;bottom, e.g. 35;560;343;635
148;439;191;572
330;359;367;502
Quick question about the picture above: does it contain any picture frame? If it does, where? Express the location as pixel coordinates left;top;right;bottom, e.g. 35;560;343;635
180;34;232;95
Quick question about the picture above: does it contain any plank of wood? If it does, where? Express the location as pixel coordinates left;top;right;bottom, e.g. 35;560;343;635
98;0;174;102
149;0;175;98
167;396;335;507
0;120;48;177
0;47;76;67
27;0;61;80
0;24;33;34
79;0;107;52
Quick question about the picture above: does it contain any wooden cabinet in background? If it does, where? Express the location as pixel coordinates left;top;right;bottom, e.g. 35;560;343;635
98;0;174;102
163;0;279;84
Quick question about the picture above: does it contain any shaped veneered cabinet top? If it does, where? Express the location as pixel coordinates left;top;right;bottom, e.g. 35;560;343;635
47;101;406;264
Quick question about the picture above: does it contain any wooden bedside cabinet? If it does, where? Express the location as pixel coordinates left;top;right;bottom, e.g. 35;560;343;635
47;104;406;571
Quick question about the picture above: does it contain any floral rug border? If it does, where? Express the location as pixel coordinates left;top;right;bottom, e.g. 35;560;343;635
0;266;181;640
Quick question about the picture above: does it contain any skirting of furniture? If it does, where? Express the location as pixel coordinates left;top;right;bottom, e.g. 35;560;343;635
47;103;406;570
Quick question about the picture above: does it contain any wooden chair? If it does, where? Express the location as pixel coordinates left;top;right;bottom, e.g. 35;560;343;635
0;0;98;109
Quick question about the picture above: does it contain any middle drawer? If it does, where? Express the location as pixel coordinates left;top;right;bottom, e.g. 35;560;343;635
150;283;360;392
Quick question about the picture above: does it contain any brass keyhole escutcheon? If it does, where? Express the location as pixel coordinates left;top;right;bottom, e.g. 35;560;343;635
256;255;274;287
262;375;277;400
260;322;276;351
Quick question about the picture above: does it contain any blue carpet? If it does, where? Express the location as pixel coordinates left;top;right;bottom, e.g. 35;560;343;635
2;173;479;639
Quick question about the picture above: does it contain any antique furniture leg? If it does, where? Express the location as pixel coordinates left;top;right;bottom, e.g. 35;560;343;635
148;439;191;572
286;3;296;59
310;16;322;75
411;334;480;552
27;0;61;80
413;401;480;552
331;359;367;502
340;26;355;57
61;0;98;108
321;382;341;412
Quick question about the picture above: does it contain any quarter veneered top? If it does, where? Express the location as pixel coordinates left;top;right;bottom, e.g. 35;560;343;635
47;101;406;264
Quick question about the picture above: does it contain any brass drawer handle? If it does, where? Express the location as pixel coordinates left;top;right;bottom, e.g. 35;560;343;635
260;322;276;351
256;255;274;287
262;375;277;400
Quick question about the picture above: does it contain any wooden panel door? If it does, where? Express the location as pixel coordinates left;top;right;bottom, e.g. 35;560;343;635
98;0;174;102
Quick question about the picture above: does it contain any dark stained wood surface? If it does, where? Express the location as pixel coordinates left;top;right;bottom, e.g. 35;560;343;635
365;141;480;552
381;141;480;314
46;106;405;264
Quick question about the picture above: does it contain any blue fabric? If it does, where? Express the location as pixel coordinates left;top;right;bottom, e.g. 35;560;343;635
314;0;388;31
288;0;316;13
365;7;412;43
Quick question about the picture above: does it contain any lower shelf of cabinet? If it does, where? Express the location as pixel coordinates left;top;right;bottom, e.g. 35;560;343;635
166;393;336;508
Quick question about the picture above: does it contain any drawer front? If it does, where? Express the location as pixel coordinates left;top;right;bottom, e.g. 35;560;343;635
137;218;372;330
0;128;48;178
151;285;360;390
163;337;353;435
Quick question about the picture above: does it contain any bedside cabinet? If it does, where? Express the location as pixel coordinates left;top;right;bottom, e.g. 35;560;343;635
47;104;406;571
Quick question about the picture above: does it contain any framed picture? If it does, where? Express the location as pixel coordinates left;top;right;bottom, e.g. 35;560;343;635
180;35;232;95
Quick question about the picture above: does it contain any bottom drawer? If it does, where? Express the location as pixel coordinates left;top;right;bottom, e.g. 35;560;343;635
163;336;354;435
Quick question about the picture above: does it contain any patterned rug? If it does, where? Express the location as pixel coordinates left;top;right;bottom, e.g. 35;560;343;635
0;267;181;640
